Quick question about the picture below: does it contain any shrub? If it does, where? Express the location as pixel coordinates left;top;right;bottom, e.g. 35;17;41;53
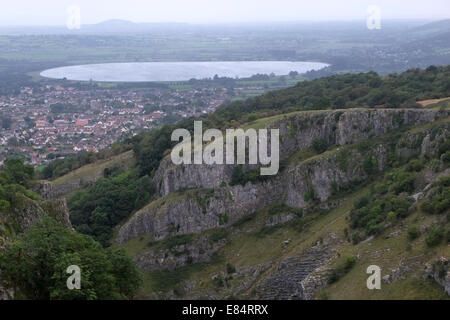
421;181;450;214
267;203;291;215
312;138;328;154
354;195;370;209
255;225;279;238
350;194;412;236
226;263;236;274
390;171;416;194
304;187;316;202
386;211;397;222
407;226;421;240
163;234;194;250
442;151;450;164
363;156;378;175
406;159;424;172
0;199;10;212
218;213;229;225
438;176;450;187
246;113;258;122
213;275;224;288
209;228;229;243
351;231;362;244
328;255;357;284
421;200;435;214
425;226;444;247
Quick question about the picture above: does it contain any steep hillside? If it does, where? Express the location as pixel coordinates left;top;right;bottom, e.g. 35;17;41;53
112;106;450;299
0;160;72;299
0;159;142;300
38;150;135;199
117;108;449;242
32;67;450;300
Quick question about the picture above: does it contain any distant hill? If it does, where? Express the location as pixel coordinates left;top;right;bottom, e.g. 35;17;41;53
410;19;450;35
83;20;190;34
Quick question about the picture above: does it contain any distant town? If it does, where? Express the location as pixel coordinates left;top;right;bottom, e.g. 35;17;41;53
0;83;236;166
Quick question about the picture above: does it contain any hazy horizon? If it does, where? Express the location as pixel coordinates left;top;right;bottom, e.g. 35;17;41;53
0;0;449;26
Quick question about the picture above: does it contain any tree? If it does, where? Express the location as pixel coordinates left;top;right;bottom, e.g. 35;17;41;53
312;138;328;154
0;217;141;300
1;158;34;186
289;71;299;78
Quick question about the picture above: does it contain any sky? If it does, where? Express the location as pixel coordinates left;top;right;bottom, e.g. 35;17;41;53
0;0;449;26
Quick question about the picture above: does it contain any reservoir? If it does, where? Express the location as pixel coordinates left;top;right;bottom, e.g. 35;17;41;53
40;61;329;82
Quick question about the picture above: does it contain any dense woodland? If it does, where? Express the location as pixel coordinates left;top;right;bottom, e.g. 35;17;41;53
0;159;141;299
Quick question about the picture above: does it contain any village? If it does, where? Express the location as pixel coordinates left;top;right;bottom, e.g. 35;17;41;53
0;83;232;166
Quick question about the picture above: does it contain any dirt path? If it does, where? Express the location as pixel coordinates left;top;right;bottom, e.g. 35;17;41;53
417;97;450;107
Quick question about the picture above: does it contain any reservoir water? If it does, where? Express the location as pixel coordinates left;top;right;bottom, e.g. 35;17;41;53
40;61;328;82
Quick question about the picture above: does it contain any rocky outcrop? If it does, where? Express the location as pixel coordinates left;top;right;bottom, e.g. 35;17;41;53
35;179;94;200
154;109;450;197
0;195;72;300
117;185;283;243
135;237;226;271
424;257;450;296
5;195;72;234
118;141;393;243
119;142;379;243
154;158;233;197
117;109;450;244
255;241;336;299
273;108;447;157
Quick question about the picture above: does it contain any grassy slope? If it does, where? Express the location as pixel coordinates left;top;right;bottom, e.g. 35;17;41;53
51;150;134;187
322;206;450;300
125;179;448;299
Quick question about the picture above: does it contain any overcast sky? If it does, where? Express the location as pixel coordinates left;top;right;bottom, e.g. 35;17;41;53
1;0;449;26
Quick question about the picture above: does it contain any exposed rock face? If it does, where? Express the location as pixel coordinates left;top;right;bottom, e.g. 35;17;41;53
255;243;336;299
135;238;226;271
35;180;94;200
154;109;449;197
118;146;379;243
154;158;233;197
0;196;72;300
6;195;72;234
274;108;446;157
424;257;450;296
117;109;450;244
117;185;283;243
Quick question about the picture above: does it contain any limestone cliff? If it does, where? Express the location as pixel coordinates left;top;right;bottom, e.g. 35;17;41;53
154;108;448;197
117;109;450;244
